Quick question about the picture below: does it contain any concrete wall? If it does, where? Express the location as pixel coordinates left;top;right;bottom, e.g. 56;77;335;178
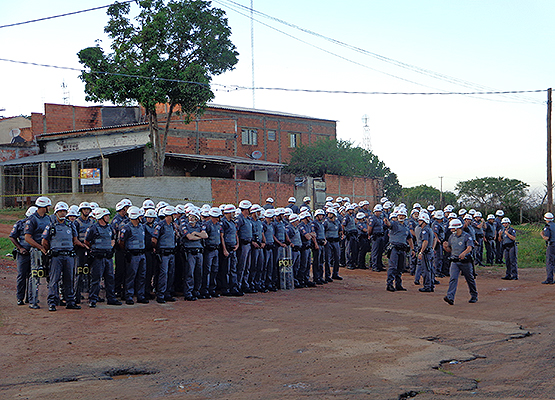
44;129;150;153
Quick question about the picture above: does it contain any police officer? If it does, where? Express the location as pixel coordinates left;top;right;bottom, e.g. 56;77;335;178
384;209;414;292
181;208;207;300
272;208;289;289
541;212;555;284
119;206;149;305
415;212;435;293
286;213;303;287
369;204;386;272
219;204;240;296
236;200;255;293
500;217;518;280
286;197;300;214
84;208;122;307
143;208;158;299
152;206;179;303
484;214;496;265
443;218;478;305
355;212;370;270
202;207;223;299
298;211;317;287
301;196;312;212
472;211;485;266
112;200;131;298
24;196;52;309
432;210;446;278
9;206;37;305
262;209;277;291
263;197;275;210
74;202;94;304
407;208;419;275
311;209;326;284
324;208;342;281
42;201;83;311
494;210;505;263
343;204;358;270
248;204;266;292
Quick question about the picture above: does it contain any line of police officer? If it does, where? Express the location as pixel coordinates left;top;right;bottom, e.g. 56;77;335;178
9;194;531;309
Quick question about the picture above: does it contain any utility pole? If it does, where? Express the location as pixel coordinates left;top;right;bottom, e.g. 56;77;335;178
548;88;553;213
250;0;255;108
439;176;444;207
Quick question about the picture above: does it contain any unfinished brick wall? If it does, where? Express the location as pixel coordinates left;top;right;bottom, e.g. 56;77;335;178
324;174;384;207
211;178;294;206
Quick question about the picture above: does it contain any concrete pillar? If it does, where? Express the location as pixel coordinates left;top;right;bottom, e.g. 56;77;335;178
71;161;79;194
0;165;5;208
102;157;109;181
41;162;48;195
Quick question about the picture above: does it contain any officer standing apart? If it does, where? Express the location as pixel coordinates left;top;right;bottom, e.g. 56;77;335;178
541;212;555;284
384;209;414;292
500;217;518;280
119;206;149;305
42;202;84;311
443;219;478;305
84;208;122;307
10;206;37;305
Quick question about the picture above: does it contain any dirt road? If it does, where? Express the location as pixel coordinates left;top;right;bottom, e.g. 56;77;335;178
1;261;553;400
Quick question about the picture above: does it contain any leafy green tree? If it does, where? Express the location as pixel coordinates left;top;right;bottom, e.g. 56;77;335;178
456;176;529;219
78;0;238;175
284;139;401;199
400;184;457;209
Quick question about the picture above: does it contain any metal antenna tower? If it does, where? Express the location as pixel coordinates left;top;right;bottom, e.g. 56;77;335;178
361;114;371;151
250;0;255;108
61;80;70;105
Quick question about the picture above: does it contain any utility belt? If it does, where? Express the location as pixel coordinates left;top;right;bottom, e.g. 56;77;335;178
158;248;176;256
127;249;145;256
204;245;219;251
317;239;326;245
265;243;275;250
224;242;237;249
372;232;385;238
185;248;202;255
502;242;516;249
51;250;76;257
392;243;410;252
475;234;484;238
346;231;357;238
448;255;473;263
240;239;252;245
327;237;340;243
292;246;302;252
301;243;310;250
90;250;113;259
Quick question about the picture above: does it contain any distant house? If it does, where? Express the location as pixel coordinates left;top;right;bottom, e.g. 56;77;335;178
0;116;32;144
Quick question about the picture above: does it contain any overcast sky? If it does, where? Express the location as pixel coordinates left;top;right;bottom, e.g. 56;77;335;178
1;0;553;193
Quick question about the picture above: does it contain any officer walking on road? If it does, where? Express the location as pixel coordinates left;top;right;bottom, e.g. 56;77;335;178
10;206;37;305
541;212;555;284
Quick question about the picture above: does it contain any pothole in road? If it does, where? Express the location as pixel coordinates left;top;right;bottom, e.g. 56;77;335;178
104;367;159;380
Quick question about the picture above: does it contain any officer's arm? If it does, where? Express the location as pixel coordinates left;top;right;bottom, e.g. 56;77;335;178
505;230;516;241
10;236;24;252
73;236;87;248
443;241;451;252
541;228;549;241
25;233;44;252
383;217;391;228
408;237;414;253
197;230;208;240
459;245;473;260
42;238;50;251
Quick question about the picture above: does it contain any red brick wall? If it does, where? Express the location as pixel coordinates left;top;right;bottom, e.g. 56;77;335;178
324;174;384;207
211;179;294;206
0;145;39;162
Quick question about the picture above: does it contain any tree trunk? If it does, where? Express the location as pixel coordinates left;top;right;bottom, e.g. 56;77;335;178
160;101;176;175
147;109;162;176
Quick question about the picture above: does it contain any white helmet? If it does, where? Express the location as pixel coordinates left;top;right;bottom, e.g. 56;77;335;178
93;208;110;220
397;209;408;217
356;212;366;220
284;208;293;216
346;204;356;211
343;197;351;203
411;208;420;216
413;203;422;209
275;207;286;215
35;196;52;208
264;209;275;218
335;197;343;203
487;214;495;220
209;207;222;217
427;205;435;212
327;208;338;216
189;209;201;220
545;212;554;221
474;211;482;218
54;201;69;213
78;202;92;211
299;211;311;220
299;205;310;213
250;204;263;213
156;201;169;211
127;206;141;220
449;219;463;229
418;212;430;224
360;200;370;206
163;206;176;216
200;209;210;217
501;217;511;224
25;206;38;217
289;213;299;222
89;202;99;210
434;210;445;219
463;214;473;220
239;200;252;209
288;197;296;203
121;199;132;207
303;196;311;203
266;197;274;203
325;196;333;202
495;210;505;217
142;199;155;209
373;204;383;212
458;208;467;216
314;209;325;217
468;209;476;215
145;209;157;218
67;205;80;217
444;205;454;212
383;201;392;209
448;212;458;219
380;197;388;204
115;201;125;211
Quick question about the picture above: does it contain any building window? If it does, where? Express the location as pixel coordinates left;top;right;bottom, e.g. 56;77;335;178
267;130;276;141
289;133;299;148
242;128;258;145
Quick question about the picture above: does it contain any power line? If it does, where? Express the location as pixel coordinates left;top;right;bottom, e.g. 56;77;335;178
214;0;543;105
0;1;134;29
0;57;546;97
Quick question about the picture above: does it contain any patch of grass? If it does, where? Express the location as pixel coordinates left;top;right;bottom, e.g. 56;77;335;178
0;237;15;260
514;224;546;268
